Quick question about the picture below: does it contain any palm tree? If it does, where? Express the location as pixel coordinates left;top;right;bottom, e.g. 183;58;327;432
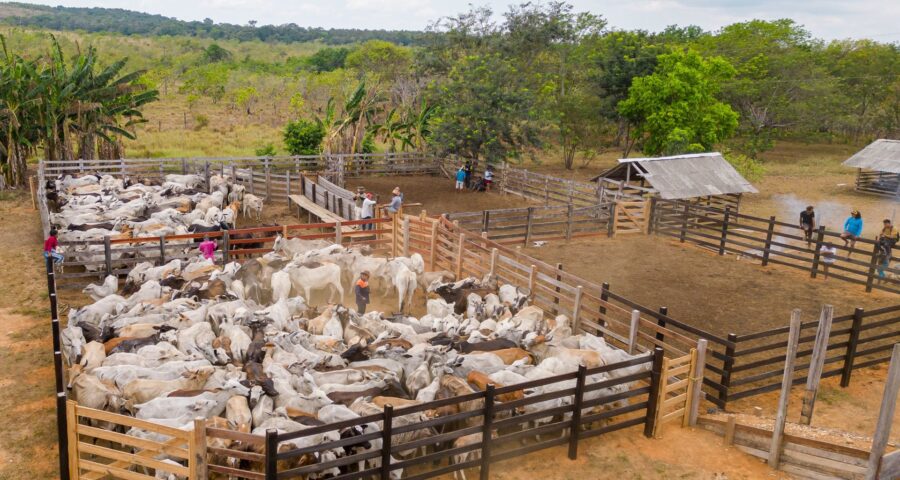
405;103;436;151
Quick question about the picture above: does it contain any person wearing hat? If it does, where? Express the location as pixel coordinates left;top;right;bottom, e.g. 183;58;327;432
840;209;863;253
386;187;403;215
360;192;377;231
355;271;371;314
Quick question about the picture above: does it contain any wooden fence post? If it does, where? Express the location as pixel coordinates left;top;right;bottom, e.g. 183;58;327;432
652;355;672;437
265;159;271;200
769;309;802;469
527;265;537;299
482;210;490;233
203;161;210;193
103;236;112;276
335;221;342;245
222;231;230;264
599;282;609;333
264;429;278;480
810;226;827;278
724;416;737;445
479;385;496;480
644;347;665;438
429;221;439;270
719;333;738;409
762;216;776;266
524;207;534;246
801;304;834;425
381;405;394;480
840;307;865;387
489;248;499;278
192;418;208;479
552;263;563;315
865;242;880;292
568;364;587;460
655;306;668;345
628;310;640;354
286;172;291;199
66;401;79;480
565;204;574;241
158;235;166;265
718;207;731;255
866;344;900;480
402;217;410;256
391;215;399;258
455;234;466;279
249;166;255;195
608;201;617;238
688;339;708;427
679;203;690;243
572;286;583;333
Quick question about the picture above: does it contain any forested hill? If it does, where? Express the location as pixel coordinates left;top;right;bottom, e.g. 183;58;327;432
0;2;429;45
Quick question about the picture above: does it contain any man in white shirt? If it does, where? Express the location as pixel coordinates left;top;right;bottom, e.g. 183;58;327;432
484;165;494;191
819;242;838;279
360;192;377;231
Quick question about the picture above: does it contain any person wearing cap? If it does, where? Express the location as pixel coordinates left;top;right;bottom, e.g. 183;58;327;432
386;187;403;215
799;205;815;247
355;271;371;313
361;192;377;231
840;209;863;253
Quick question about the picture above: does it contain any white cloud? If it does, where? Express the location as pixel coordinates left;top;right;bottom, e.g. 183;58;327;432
10;0;900;41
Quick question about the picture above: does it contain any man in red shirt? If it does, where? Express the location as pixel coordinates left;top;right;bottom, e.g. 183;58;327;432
44;228;64;264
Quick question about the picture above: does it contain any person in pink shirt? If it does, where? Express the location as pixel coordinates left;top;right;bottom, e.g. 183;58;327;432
199;235;217;261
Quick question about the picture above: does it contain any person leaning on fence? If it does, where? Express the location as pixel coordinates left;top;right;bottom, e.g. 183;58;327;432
875;219;899;282
43;228;64;265
463;160;473;188
355;271;371;313
799;205;815;247
360;192;377;231
819;242;838;279
455;166;466;192
840;209;863;253
199;235;217;261
385;187;403;216
483;165;494;191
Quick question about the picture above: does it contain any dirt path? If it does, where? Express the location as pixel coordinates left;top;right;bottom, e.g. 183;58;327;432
0;191;58;479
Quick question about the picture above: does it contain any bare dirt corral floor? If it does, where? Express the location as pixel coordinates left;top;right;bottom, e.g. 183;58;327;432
523;235;896;337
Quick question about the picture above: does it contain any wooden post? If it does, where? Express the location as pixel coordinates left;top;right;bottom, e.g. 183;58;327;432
489;248;499;278
688;339;708;427
762;216;776;266
391;215;399;258
381;405;394;480
655;306;668;345
719;333;738;409
402;217;410;256
628;310;640;354
643;198;652;234
718;207;730;255
608;201;617;238
249;166;255;195
335;221;342;245
204;161;210;193
644;347;665;438
572;286;583;333
222;230;230;264
103;236;112;276
265;159;271;200
482;210;490;233
429;221;439;270
801;304;834;425
568;364;587;460
810;226;827;278
66;401;79;480
565;203;574;241
192;417;208;479
524;207;534;246
724;415;737;445
840;307;865;387
479;385;496;480
181;157;187;174
599;282;609;331
769;309;803;469
679;202;690;242
527;265;537;299
866;344;900;480
552;263;562;315
285;171;291;199
652;355;671;437
865;241;880;292
455;233;466;279
29;176;36;210
158;235;166;265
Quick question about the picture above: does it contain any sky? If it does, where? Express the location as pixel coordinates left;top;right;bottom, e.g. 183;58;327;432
12;0;900;42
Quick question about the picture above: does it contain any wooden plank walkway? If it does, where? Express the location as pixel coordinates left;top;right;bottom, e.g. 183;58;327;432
288;195;355;233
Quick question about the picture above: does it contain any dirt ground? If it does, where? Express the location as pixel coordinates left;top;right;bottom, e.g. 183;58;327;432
523;235;896;337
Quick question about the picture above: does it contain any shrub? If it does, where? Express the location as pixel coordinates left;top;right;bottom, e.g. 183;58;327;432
255;143;277;157
722;148;765;182
283;119;325;155
192;113;209;131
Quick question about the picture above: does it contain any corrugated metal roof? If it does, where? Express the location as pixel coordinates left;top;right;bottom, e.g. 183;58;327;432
843;139;900;173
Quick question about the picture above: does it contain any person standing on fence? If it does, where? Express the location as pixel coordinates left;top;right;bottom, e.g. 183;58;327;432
355;271;371;314
463;160;473;189
360;192;377;231
455;166;466;192
875;219;899;282
840;209;863;254
819;242;838;279
799;205;815;247
199;235;217;261
386;187;403;216
43;228;64;264
483;165;494;191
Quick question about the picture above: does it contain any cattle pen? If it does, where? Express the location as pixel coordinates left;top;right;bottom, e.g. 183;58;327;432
36;156;900;479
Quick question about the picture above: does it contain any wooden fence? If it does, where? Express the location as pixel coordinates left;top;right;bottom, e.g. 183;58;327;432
652;348;700;437
445;204;609;245
854;169;900;197
652;198;900;294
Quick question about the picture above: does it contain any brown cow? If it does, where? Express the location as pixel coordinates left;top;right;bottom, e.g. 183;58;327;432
465;371;524;404
490;348;534;365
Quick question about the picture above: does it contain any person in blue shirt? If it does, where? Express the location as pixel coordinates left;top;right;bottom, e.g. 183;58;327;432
386;187;403;215
455;166;466;192
840;209;863;253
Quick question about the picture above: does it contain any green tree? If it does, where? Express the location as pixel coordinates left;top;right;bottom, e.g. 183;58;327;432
283;119;324;155
619;49;738;155
306;47;349;72
345;40;411;81
202;43;232;63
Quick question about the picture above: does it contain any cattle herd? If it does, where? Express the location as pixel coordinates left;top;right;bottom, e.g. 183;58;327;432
47;172;265;271
52;173;648;479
